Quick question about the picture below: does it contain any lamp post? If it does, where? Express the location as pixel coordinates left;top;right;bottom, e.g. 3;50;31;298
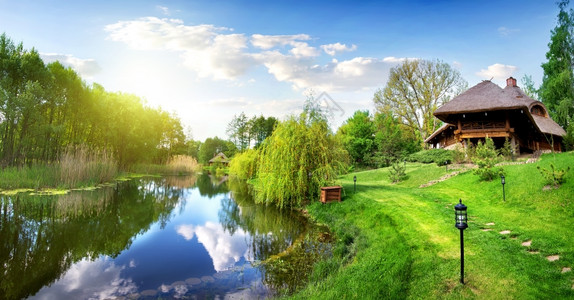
455;199;468;284
353;175;357;193
445;161;448;172
501;175;506;202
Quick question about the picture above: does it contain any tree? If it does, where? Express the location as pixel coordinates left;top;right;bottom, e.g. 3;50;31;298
337;110;375;165
226;112;250;151
521;74;539;100
371;111;420;167
539;0;574;146
373;59;467;144
253;97;348;209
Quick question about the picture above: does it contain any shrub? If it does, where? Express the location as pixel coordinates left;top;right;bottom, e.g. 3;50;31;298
388;160;407;183
537;163;570;187
472;138;503;181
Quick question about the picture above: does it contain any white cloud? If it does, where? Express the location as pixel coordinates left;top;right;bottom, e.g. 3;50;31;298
321;42;357;56
262;51;405;91
105;17;256;80
498;26;520;36
40;53;101;78
105;17;405;90
157;5;170;15
476;63;517;80
250;34;312;49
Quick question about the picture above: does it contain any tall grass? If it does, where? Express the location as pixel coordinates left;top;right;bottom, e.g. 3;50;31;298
129;155;200;175
59;145;118;188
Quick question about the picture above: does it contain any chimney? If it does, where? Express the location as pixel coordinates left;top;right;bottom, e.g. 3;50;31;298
506;77;517;87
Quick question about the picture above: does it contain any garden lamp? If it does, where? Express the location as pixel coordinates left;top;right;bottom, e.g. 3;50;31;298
353;175;357;193
454;199;468;284
501;175;506;202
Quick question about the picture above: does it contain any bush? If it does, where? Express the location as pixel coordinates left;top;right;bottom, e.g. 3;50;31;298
537;163;570;187
472;138;503;181
388;160;407;183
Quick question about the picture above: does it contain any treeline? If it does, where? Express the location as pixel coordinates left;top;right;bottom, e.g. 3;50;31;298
0;33;185;168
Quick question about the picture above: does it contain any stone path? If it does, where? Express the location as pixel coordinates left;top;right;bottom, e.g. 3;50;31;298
479;222;571;284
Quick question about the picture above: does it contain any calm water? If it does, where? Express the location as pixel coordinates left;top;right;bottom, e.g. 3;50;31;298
0;174;332;299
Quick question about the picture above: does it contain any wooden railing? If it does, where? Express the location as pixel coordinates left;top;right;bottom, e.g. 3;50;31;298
461;121;506;131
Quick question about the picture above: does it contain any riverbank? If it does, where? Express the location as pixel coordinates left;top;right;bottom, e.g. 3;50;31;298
291;152;574;299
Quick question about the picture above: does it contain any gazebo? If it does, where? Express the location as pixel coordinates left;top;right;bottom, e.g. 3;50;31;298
426;77;566;153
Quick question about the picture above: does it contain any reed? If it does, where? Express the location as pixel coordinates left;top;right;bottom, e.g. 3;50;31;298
59;145;118;188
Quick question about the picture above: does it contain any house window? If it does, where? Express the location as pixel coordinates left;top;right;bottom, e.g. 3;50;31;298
530;105;546;117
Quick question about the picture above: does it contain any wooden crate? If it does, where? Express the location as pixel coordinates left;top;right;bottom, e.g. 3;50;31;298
320;186;342;203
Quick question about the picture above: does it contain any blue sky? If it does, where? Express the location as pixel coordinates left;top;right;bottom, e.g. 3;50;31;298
0;0;564;140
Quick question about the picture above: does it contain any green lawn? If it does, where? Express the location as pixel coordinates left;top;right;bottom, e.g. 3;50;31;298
291;152;574;299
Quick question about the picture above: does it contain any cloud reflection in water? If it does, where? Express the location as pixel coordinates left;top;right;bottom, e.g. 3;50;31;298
176;221;251;272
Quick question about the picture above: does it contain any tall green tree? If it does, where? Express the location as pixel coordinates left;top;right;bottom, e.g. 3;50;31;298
254;98;348;209
337;110;375;165
539;0;574;136
373;59;467;144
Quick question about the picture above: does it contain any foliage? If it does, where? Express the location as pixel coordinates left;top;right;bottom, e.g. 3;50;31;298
229;149;259;180
407;148;453;165
373;59;467;142
499;138;514;160
521;74;539;100
537;163;571;187
539;0;574;130
197;136;236;164
336;110;375;165
254;107;349;209
227;112;278;151
388;160;407;183
472;137;504;181
337;110;420;168
0;33;185;168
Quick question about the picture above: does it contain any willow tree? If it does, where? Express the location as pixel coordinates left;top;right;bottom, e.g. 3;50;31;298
253;105;348;209
373;59;467;144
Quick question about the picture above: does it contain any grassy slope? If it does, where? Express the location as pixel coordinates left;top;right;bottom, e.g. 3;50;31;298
292;152;574;299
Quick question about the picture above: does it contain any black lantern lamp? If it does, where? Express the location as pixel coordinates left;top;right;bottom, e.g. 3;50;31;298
445;161;448;172
454;199;468;284
501;175;506;202
353;175;357;193
455;199;468;230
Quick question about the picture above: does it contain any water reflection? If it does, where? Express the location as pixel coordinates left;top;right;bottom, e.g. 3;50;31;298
0;174;332;299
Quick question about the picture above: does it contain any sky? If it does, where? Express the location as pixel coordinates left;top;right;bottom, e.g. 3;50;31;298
0;0;565;141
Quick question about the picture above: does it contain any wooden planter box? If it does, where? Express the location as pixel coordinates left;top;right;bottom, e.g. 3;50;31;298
320;186;342;203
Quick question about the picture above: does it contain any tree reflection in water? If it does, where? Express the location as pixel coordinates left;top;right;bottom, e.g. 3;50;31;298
0;174;333;299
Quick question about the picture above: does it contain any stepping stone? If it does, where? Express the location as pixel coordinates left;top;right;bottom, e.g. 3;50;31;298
499;230;511;235
481;228;492;232
521;240;532;247
485;222;495;226
547;255;560;262
528;250;539;254
201;275;215;283
562;267;571;273
185;277;202;285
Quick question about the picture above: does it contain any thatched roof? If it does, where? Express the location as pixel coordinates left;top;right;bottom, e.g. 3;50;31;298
434;80;533;117
209;152;229;163
424;123;454;143
434;79;566;137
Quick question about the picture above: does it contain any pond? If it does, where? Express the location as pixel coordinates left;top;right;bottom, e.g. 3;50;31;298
0;174;333;299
